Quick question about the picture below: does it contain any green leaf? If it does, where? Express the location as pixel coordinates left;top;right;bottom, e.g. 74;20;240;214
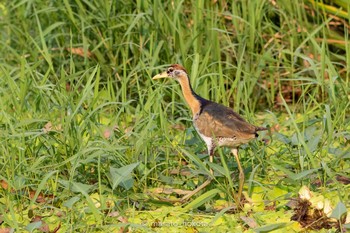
275;133;291;144
289;169;318;181
267;161;294;177
63;196;80;208
344;223;350;229
184;189;220;210
330;202;347;220
25;221;42;232
59;180;94;194
29;170;57;207
307;134;321;152
291;133;299;146
208;162;226;177
211;206;236;225
321;161;333;178
110;162;139;190
254;222;287;232
304;126;317;141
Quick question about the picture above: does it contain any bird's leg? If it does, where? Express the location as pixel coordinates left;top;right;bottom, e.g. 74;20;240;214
179;178;212;202
209;148;214;175
180;148;214;202
231;148;244;204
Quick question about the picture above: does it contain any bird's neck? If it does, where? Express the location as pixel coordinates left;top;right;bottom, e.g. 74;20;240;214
177;75;202;116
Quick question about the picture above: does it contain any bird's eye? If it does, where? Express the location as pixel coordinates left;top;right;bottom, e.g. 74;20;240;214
167;67;174;73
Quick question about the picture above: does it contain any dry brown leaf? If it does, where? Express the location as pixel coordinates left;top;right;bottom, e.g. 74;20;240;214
270;124;280;133
66;82;71;92
43;122;62;133
31;216;50;233
39;223;50;233
103;129;112;139
117;216;128;224
31;216;42;222
29;190;54;204
56;211;65;218
169;169;191;176
116;215;129;233
150;187;192;195
336;175;350;185
0;180;8;189
107;211;120;217
66;47;93;58
51;223;61;233
172;124;186;131
240;216;258;229
43;122;52;133
0;228;12;233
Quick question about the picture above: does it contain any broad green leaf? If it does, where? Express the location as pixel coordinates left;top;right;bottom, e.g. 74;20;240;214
110;162;139;190
254;222;287;232
63;196;80;208
304;126;317;141
330;202;347;220
266;186;288;200
29;170;57;207
184;189;220;210
307;134;321;152
289;169;318;181
59;180;94;194
321;161;333;178
291;133;299;146
180;148;211;175
211;206;236;225
275;133;291;144
25;221;42;232
208;162;226;177
267;161;294;177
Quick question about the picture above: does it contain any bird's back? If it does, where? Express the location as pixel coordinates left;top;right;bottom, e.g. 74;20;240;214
194;101;264;145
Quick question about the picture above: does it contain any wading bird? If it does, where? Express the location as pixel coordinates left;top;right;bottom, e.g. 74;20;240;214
153;64;267;203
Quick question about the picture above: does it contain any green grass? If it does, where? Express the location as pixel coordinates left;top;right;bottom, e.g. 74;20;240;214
0;0;350;232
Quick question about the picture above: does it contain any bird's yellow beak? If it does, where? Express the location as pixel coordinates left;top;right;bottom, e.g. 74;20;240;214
152;71;169;80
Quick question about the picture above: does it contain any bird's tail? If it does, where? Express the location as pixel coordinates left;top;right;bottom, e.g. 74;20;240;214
256;126;268;131
255;126;270;144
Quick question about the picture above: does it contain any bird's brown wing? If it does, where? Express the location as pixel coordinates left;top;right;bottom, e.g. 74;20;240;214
195;102;258;138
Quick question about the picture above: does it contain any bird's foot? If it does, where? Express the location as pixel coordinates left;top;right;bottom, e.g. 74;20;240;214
147;178;212;204
179;178;212;203
233;191;249;210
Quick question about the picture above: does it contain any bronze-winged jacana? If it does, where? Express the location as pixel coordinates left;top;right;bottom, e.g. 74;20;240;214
153;64;267;203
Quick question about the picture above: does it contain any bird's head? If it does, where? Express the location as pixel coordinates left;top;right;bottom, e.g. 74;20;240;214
152;64;188;81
